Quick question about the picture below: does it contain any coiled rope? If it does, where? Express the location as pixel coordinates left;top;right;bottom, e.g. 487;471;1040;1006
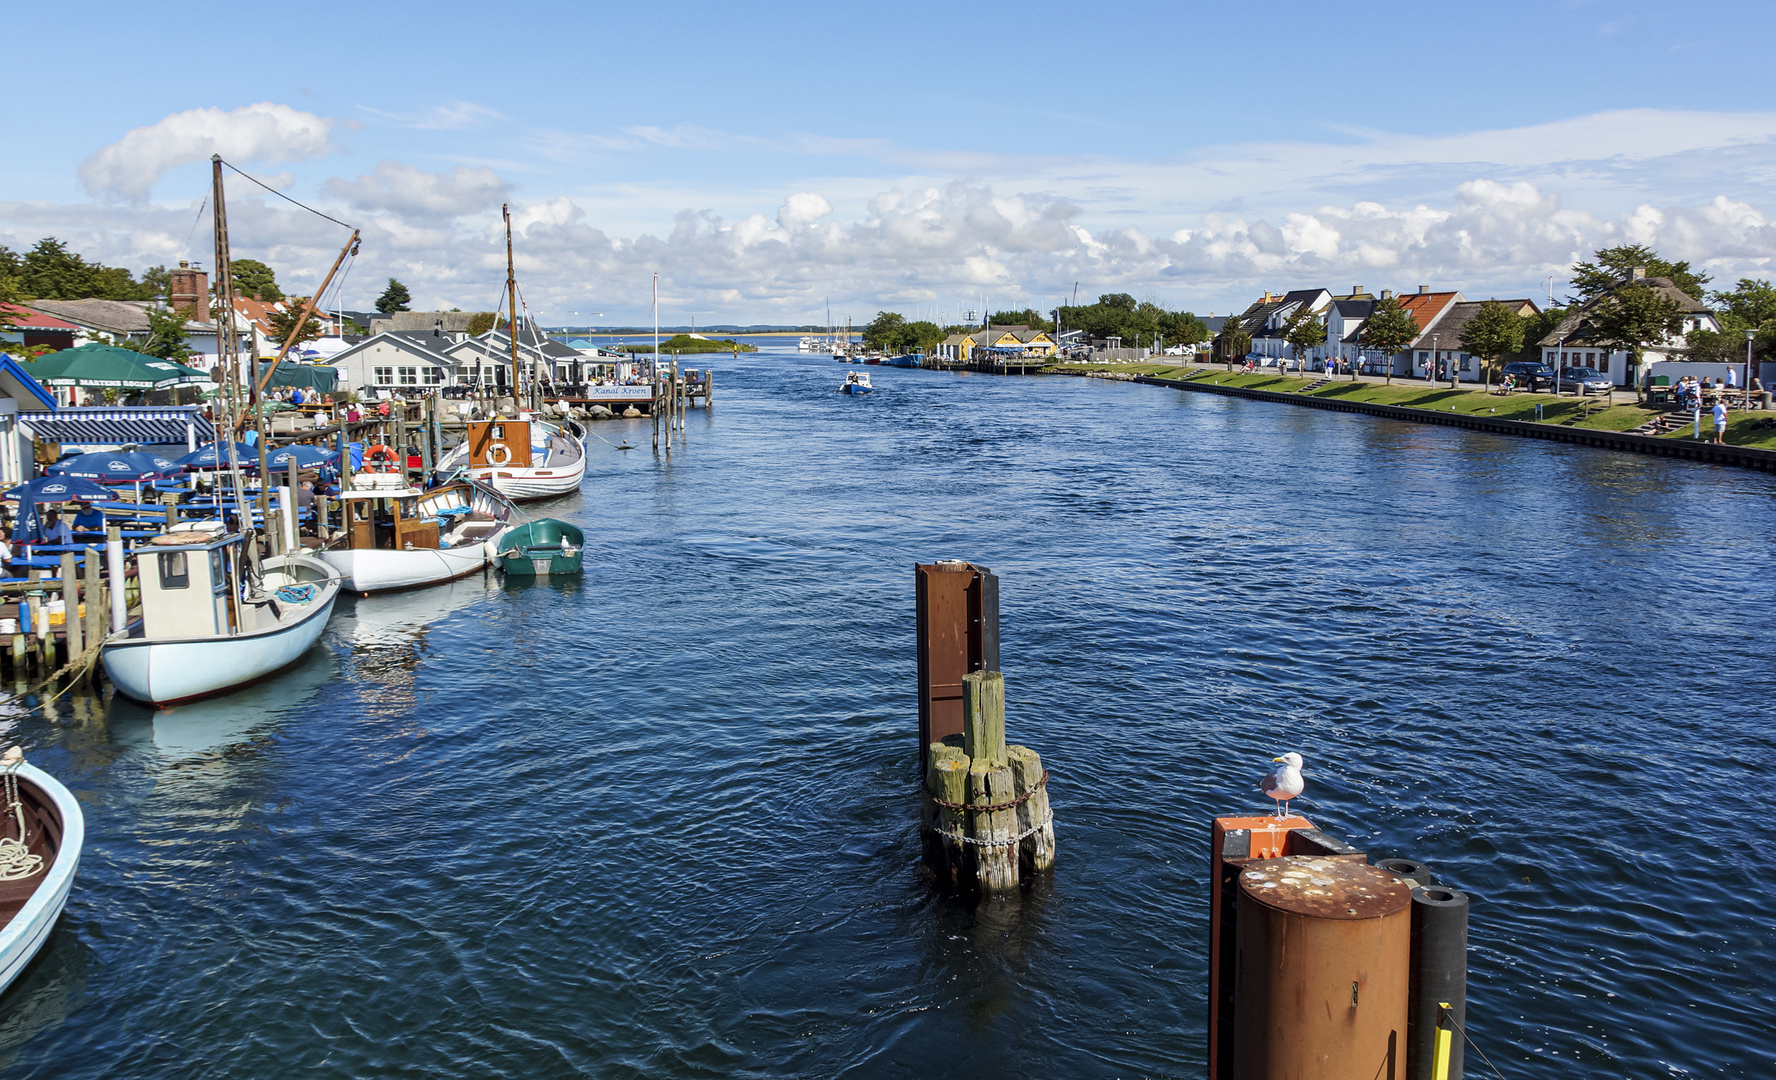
0;756;44;881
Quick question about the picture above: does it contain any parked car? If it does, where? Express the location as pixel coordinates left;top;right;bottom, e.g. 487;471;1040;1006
1501;361;1555;391
1557;366;1613;395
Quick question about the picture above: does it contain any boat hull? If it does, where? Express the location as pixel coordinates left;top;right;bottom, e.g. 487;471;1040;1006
466;457;586;502
497;519;585;576
101;556;341;706
0;763;83;995
318;541;498;595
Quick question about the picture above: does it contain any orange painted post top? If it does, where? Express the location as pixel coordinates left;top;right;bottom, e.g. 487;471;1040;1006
1212;814;1313;860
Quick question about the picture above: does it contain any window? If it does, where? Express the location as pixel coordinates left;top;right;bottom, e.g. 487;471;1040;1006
158;551;189;589
424;368;444;385
1417;351;1427;362
399;366;419;386
374;366;394;385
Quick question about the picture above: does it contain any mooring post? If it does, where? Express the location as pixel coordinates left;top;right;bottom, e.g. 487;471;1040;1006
105;526;126;633
82;544;102;657
59;552;81;662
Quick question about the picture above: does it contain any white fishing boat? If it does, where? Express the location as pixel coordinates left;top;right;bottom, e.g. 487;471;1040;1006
0;749;83;995
101;531;343;706
841;371;874;395
317;478;515;594
431;417;586;502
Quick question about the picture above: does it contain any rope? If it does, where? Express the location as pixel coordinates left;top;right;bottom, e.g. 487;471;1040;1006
934;811;1054;849
924;769;1050;811
0;764;44;881
1441;1005;1509;1080
220;160;355;231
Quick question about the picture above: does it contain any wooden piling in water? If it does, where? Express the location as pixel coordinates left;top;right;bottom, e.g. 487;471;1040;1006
59;553;81;661
1007;744;1055;873
963;671;1006;764
82;547;103;671
968;759;1019;891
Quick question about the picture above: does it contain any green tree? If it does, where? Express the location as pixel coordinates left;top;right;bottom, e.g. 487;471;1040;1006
861;311;908;350
1518;307;1565;362
1282;307;1326;367
13;237;156;300
903;320;944;352
231;258;282;301
989;308;1050;329
267;298;322;347
1588;283;1684;395
466;311;498;336
1710;278;1776;327
1458;301;1527;389
1683;326;1746;366
142;305;195;364
138;264;171;300
375;278;412;314
1570;244;1710;305
1359;296;1418;384
1213;318;1250;368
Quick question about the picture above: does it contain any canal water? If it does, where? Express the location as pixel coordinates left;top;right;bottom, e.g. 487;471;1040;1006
2;347;1772;1078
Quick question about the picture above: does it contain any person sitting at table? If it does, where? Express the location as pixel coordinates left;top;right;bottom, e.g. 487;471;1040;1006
71;503;104;536
40;509;73;545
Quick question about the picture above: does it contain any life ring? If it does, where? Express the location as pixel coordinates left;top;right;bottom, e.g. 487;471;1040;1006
486;443;512;467
365;444;398;472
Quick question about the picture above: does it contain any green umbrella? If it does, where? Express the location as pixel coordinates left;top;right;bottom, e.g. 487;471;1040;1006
25;343;210;390
255;360;338;393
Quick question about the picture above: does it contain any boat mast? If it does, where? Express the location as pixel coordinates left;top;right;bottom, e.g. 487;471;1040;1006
504;204;524;412
210;156;258;565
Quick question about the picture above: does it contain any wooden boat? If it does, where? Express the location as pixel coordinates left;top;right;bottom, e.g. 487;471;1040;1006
0;751;83;994
101;531;342;706
497;518;584;576
432;417;586;502
317;477;515;594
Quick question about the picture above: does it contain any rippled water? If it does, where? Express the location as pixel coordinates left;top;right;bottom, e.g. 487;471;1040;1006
2;348;1773;1078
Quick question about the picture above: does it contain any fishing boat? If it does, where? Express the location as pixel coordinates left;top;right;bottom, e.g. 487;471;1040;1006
885;353;922;368
100;530;343;706
841;371;874;395
431;416;586;502
497;518;584;577
0;749;83;995
318;477;515;595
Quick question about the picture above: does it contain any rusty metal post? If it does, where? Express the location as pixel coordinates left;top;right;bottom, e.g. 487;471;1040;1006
1234;857;1411;1080
914;561;998;771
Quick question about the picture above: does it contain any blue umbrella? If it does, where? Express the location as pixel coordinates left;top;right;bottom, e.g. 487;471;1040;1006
176;442;260;469
47;450;181;483
11;489;38;544
4;475;115;503
264;444;337;470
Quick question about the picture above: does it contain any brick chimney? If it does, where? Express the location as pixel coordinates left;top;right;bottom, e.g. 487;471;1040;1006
1381;288;1394;301
1352;284;1364;295
169;260;209;321
1418;284;1429;295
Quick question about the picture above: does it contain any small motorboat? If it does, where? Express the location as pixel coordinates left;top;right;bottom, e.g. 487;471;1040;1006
317;478;516;595
0;748;84;994
841;371;874;395
432;416;586;502
101;529;343;706
497;518;584;577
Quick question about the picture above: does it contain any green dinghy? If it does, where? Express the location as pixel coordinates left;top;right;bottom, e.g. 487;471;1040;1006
496;518;585;576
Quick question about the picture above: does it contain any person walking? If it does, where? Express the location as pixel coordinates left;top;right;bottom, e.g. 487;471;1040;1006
1712;397;1729;444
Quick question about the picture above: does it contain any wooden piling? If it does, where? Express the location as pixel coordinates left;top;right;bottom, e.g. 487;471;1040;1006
163;491;181;528
59;553;81;661
1007;744;1055;873
968;760;1019;891
931;753;971;888
82;546;103;662
962;670;1007;764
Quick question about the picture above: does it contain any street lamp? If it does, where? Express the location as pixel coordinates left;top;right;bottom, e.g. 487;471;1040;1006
1556;335;1566;398
1431;333;1438;384
1747;329;1756;408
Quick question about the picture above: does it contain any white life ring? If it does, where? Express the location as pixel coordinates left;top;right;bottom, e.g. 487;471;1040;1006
486;442;512;467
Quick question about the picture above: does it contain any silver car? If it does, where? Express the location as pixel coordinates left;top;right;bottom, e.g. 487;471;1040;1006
1558;366;1614;395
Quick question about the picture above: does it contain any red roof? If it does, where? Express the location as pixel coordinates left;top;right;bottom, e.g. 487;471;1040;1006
2;303;79;331
1398;291;1460;333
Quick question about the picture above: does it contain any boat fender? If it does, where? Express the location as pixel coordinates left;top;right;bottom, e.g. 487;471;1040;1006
486;443;512;467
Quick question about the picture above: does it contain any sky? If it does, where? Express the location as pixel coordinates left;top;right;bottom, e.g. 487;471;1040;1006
5;0;1776;326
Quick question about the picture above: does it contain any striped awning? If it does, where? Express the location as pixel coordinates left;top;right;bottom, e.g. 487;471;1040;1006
21;410;214;447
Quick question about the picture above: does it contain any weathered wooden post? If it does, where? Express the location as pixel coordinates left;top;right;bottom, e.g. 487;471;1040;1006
82;545;103;658
59;552;81;663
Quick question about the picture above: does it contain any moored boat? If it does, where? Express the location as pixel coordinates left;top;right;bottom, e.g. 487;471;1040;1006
841;371;874;394
101;531;343;706
497;518;584;576
317;478;515;595
0;750;83;995
433;417;586;502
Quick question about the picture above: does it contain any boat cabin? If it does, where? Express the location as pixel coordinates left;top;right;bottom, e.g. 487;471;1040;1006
466;420;532;469
138;529;242;639
338;488;441;552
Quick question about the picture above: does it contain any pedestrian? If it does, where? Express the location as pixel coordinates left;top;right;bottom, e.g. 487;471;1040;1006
1727;368;1738;389
1712;397;1729;444
1752;375;1767;410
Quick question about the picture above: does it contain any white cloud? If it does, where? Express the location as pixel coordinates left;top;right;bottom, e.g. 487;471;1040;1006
79;103;336;201
358;101;505;130
325;161;511;221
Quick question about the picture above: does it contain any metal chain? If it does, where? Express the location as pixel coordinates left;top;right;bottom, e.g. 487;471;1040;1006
924;769;1050;811
934;811;1055;849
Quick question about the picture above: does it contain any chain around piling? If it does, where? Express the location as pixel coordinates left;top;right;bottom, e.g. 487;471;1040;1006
935;811;1055;848
924;769;1049;811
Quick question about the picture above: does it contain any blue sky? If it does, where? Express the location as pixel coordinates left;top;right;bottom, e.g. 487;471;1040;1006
5;0;1775;324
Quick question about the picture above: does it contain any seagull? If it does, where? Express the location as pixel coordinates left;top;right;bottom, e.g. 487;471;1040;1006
1259;752;1305;818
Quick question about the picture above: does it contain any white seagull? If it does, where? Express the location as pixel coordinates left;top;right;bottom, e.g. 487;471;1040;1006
1259;752;1305;818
